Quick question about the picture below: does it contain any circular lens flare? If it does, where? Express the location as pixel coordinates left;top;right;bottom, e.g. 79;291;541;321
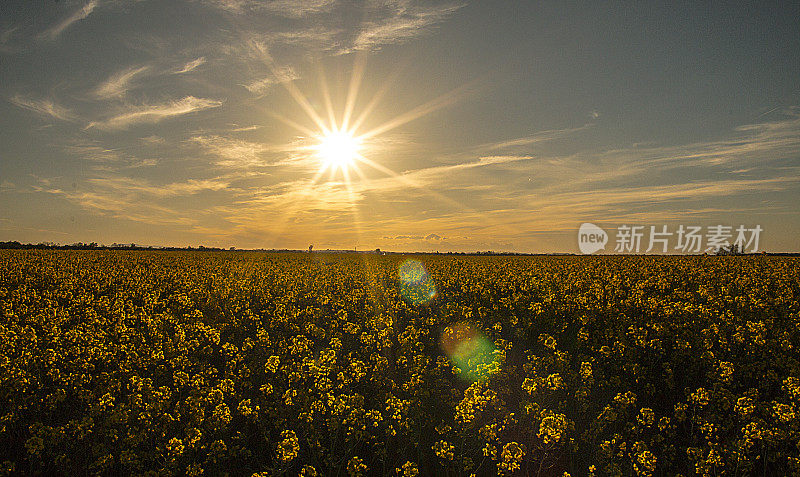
440;322;500;382
316;129;361;170
398;259;437;304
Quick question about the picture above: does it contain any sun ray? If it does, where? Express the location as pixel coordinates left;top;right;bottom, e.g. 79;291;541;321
267;111;319;137
260;168;332;246
316;64;339;132
354;153;474;212
358;80;480;141
341;51;368;132
348;161;369;182
349;56;413;133
350;153;398;178
342;167;367;250
268;63;329;133
236;28;328;134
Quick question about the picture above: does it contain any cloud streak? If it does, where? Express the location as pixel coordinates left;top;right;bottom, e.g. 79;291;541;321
260;0;335;18
242;66;300;95
0;26;18;53
189;134;289;168
208;1;463;60
350;2;465;52
87;96;223;130
40;0;99;40
479;125;593;151
174;57;206;74
9;94;74;121
63;141;122;163
38;174;235;227
93;65;150;99
85;175;231;198
201;0;335;17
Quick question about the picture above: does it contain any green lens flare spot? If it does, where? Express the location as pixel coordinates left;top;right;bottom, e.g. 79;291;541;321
398;259;436;304
440;322;501;382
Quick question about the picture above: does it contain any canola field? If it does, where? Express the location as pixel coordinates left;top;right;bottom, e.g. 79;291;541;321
0;250;798;476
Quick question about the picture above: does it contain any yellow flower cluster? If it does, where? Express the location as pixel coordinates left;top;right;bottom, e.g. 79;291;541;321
497;441;524;475
276;430;299;462
433;440;455;460
0;250;798;475
396;460;418;476
346;456;367;476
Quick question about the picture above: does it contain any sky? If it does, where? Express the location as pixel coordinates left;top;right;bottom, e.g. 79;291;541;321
1;1;799;253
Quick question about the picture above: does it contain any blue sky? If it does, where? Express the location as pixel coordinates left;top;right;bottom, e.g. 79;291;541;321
1;1;799;252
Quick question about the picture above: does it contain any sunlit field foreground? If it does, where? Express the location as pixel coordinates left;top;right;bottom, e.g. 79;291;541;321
1;251;799;476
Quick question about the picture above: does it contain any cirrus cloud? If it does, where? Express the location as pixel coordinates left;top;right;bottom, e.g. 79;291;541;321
9;94;74;121
86;96;223;130
40;0;99;41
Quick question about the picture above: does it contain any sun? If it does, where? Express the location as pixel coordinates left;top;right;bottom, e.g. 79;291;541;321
316;129;361;171
268;58;471;186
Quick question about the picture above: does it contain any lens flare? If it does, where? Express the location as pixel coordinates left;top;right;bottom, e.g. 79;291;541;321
398;259;436;304
440;322;500;382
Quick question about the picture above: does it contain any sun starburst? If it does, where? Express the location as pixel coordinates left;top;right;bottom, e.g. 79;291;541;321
252;54;479;247
315;129;361;173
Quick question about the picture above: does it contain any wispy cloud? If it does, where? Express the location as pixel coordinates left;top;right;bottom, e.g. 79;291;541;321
40;0;99;40
140;135;165;145
566;109;800;185
439;176;800;238
235;180;362;211
174;57;206;74
201;0;334;17
86;175;231;198
93;65;150;99
261;0;335;18
230;125;261;132
198;0;248;13
526;177;799;214
480;125;593;151
9;94;74;121
87;96;223;130
242;65;300;95
349;1;465;52
189;134;287;168
39;174;234;226
384;232;444;241
387;154;533;187
62;140;160;170
0;26;18;53
63;141;121;163
207;154;534;227
54;190;199;226
266;28;341;50
212;1;462;60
